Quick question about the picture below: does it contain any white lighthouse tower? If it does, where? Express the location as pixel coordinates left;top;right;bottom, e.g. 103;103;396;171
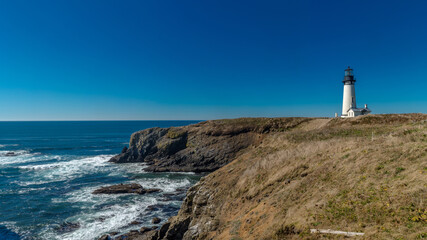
341;66;371;118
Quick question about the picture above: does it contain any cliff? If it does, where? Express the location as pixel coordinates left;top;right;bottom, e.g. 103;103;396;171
109;114;427;239
109;118;311;172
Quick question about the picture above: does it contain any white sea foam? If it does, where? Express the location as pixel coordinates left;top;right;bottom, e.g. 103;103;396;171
17;187;48;194
0;151;48;165
60;201;153;240
92;149;112;152
166;171;196;175
135;177;192;193
18;155;114;183
5;150;196;240
48;186;159;240
0;144;19;148
46;172;194;239
13;180;55;187
52;186;121;204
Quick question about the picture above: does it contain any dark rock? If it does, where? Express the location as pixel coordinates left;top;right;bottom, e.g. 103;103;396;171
175;188;186;192
5;152;16;156
162;193;176;197
109;232;119;236
54;221;80;233
109;128;169;164
92;183;161;195
145;188;161;193
140;227;151;233
130;220;141;225
157;222;171;239
151;217;161;224
156;182;217;239
146;205;159;211
113;231;140;240
121;146;128;153
98;235;110;240
162;217;191;240
144;230;159;240
285;179;291;184
113;229;158;240
301;172;308;177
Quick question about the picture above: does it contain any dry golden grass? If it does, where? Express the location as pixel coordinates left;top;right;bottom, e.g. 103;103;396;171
192;114;427;240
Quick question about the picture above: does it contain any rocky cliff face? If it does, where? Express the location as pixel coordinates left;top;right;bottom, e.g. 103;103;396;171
109;118;310;172
108;114;427;240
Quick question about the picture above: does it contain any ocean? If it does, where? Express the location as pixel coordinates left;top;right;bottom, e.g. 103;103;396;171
0;121;201;240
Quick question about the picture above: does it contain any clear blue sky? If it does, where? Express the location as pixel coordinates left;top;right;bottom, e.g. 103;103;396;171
1;0;426;120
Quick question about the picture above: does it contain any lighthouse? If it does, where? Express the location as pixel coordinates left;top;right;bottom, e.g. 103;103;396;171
341;67;371;118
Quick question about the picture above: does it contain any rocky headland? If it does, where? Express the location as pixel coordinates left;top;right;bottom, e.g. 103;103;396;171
109;118;310;172
101;114;427;239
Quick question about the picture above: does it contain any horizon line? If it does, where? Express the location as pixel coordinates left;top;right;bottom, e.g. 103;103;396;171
0;113;425;122
0;119;206;122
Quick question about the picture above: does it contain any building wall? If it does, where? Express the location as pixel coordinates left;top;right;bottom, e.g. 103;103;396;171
342;83;356;115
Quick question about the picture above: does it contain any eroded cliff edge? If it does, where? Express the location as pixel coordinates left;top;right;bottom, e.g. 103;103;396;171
109;118;310;172
108;114;427;240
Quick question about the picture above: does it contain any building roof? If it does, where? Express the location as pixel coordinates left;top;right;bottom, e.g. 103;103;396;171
348;108;371;113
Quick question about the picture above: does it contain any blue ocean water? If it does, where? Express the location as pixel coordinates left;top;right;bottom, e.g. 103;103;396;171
0;121;201;240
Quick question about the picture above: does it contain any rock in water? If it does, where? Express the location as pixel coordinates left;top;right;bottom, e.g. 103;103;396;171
54;221;80;233
151;217;161;224
97;235;110;240
92;183;160;195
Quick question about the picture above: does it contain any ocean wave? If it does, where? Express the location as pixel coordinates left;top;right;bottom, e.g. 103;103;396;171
0;154;61;166
61;202;154;240
46;173;193;239
0;222;22;240
13;180;55;187
92;149;112;152
53;186;124;204
48;190;158;240
17;187;48;194
135;177;192;193
0;144;19;148
17;155;115;183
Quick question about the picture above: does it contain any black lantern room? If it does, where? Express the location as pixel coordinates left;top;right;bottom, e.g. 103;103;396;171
343;66;356;84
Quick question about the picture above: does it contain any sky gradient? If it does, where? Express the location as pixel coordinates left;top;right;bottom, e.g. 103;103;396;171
1;0;426;120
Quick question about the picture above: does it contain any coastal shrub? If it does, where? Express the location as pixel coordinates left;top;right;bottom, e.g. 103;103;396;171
167;129;186;139
274;223;300;238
